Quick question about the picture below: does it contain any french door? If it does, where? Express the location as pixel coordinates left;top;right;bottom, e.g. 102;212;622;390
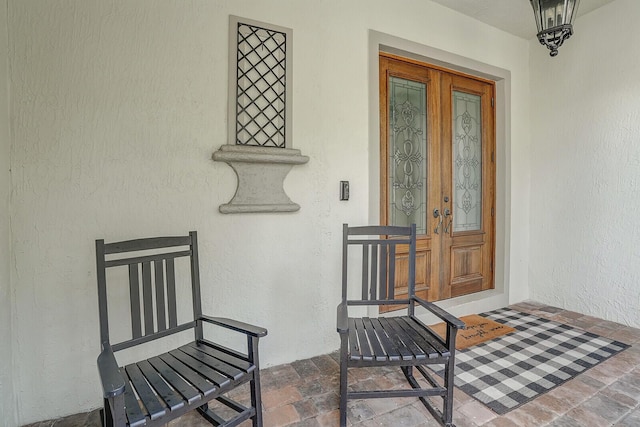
379;54;495;307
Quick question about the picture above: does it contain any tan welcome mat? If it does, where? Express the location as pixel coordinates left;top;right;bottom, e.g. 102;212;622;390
430;314;516;350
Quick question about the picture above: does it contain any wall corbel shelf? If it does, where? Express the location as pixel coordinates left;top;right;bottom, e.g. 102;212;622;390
212;144;309;214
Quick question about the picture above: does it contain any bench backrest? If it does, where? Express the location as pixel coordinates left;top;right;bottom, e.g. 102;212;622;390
96;231;202;352
342;224;417;309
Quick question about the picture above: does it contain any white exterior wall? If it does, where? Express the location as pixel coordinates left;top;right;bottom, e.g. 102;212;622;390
0;0;15;424
8;0;530;423
529;0;640;326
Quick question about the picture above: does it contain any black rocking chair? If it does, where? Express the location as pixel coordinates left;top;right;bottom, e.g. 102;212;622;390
337;224;465;427
96;231;267;427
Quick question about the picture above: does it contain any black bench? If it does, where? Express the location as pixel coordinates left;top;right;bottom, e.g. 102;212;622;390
96;231;266;427
337;224;465;427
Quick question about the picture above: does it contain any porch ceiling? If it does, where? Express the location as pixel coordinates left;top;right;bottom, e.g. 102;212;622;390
429;0;618;39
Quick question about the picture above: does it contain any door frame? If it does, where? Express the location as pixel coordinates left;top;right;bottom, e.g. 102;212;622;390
368;30;512;318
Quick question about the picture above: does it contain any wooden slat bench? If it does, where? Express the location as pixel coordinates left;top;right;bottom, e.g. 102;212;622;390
96;231;267;427
337;224;465;427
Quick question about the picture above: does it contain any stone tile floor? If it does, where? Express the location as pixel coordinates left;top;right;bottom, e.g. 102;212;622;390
26;301;640;427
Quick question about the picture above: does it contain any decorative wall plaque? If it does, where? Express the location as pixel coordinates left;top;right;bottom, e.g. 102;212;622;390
213;16;308;214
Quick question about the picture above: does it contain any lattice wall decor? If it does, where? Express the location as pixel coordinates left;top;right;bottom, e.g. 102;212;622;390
236;22;287;147
213;16;308;214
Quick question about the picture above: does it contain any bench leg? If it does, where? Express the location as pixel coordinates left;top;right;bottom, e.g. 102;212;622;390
402;366;415;382
101;399;111;427
103;394;126;427
339;334;348;427
443;357;455;426
248;336;263;427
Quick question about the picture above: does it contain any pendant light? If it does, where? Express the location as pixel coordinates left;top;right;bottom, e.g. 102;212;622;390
530;0;581;57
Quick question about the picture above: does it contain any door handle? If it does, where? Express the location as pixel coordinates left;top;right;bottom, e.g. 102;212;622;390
443;208;453;235
433;208;443;234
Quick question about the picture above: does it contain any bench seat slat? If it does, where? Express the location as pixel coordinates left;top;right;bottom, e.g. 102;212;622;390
148;356;201;405
137;360;185;412
354;318;373;361
348;318;361;361
125;363;167;421
402;317;450;357
397;317;441;358
179;344;244;380
191;342;253;373
120;368;147;427
396;317;442;358
379;317;414;360
369;318;401;361
348;316;448;362
159;353;216;396
386;317;427;360
362;317;387;361
169;349;231;388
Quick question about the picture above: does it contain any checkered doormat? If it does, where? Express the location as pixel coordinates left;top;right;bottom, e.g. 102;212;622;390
439;308;630;415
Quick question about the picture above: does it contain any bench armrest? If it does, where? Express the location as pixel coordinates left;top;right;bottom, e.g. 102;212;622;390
412;297;466;329
97;342;125;399
337;302;348;334
200;315;267;338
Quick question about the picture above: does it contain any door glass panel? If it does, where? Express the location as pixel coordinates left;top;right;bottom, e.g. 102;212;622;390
387;76;427;234
452;91;482;232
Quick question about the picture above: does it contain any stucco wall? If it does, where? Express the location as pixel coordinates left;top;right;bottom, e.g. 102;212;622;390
8;0;530;423
529;0;640;326
0;0;15;424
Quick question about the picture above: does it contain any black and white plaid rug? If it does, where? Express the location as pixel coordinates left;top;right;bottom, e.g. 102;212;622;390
440;308;629;415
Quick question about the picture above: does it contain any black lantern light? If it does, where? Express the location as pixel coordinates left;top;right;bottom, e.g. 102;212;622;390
530;0;581;57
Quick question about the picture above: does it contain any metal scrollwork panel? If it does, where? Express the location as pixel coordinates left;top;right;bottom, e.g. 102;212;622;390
388;77;427;234
452;91;482;232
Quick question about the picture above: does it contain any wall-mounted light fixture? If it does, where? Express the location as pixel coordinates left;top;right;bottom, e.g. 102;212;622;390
530;0;581;57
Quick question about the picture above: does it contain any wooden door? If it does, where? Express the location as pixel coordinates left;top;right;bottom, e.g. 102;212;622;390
439;73;495;299
379;56;442;308
380;54;495;306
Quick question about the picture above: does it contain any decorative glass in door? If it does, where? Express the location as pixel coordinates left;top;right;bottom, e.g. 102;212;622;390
452;91;482;232
387;77;427;234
